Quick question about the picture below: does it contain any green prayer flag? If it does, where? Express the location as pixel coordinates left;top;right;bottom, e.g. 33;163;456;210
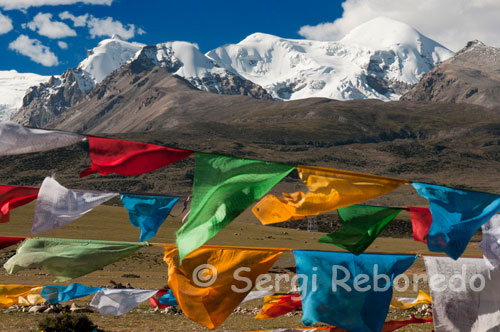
176;152;294;261
3;238;146;281
319;205;402;255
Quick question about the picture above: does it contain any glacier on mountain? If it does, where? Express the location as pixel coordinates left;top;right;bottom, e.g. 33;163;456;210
206;17;454;101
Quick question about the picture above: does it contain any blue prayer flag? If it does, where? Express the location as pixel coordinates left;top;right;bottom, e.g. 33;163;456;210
293;250;417;332
412;182;500;259
158;289;178;306
120;194;180;242
41;283;101;304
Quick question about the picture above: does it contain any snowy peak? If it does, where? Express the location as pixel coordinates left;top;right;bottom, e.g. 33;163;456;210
78;37;145;84
207;18;454;101
0;70;50;122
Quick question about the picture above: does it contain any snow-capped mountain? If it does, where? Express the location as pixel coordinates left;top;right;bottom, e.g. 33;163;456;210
206;17;454;101
0;70;50;122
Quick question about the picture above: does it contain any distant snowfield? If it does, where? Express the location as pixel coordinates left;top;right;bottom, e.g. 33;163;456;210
0;70;51;122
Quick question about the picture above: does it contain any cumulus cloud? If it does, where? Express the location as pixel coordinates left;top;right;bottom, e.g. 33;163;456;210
0;0;112;10
57;40;67;49
298;0;500;51
9;34;59;66
87;16;145;40
59;11;88;27
27;12;76;38
0;10;12;34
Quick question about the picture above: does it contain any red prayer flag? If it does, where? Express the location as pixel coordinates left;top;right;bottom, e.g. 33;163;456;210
255;294;302;320
150;289;169;309
80;137;193;177
382;315;433;332
0;185;39;223
408;206;433;243
0;236;26;249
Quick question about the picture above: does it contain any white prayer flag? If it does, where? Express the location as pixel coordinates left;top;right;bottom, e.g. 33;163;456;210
424;256;500;332
241;290;274;304
90;289;157;316
0;122;84;156
31;177;118;234
478;214;500;269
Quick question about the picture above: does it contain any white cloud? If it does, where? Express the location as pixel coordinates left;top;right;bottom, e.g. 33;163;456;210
9;34;59;66
87;16;144;40
59;11;88;27
0;0;112;10
298;0;500;51
27;12;76;38
57;40;67;49
0;10;12;34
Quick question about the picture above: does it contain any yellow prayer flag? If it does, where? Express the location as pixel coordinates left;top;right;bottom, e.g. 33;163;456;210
163;246;282;329
0;284;42;309
253;165;408;224
390;290;432;309
17;286;45;306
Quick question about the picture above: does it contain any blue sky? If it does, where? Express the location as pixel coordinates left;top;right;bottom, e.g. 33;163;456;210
0;0;343;75
1;0;499;76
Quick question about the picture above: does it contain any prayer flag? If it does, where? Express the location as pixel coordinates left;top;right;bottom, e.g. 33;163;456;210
0;284;42;309
120;194;179;242
0;236;25;250
80;136;193;177
407;206;432;243
319;205;402;255
90;288;157;315
294;250;417;332
0;184;39;223
17;286;45;306
390;290;432;309
478;215;500;269
150;289;175;308
254;294;302;320
424;256;500;331
176;153;294;261
382;315;433;332
0;122;84;156
41;283;102;304
242;290;274;304
164;245;282;329
4;237;146;281
253;166;407;225
158;289;178;306
412;182;500;259
31;177;118;234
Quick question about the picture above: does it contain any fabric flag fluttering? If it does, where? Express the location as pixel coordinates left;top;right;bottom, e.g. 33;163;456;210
319;205;402;255
41;283;102;304
412;182;500;259
176;153;294;262
390;290;432;309
253;166;407;225
294;250;418;332
120;194;179;242
31;177;118;234
0;184;39;223
478;215;500;269
17;286;45;306
0;236;25;250
80;136;193;177
407;206;432;243
163;245;282;329
150;289;175;308
254;294;302;320
0;122;84;157
424;256;500;331
0;284;42;309
90;288;157;315
241;290;274;304
4;237;146;281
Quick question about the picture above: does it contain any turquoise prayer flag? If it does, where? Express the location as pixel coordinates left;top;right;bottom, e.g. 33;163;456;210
412;182;500;260
158;289;178;306
41;283;101;304
293;250;417;332
121;194;180;242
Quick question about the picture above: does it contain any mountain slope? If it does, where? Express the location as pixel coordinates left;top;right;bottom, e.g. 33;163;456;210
0;70;50;122
206;17;453;101
401;40;500;108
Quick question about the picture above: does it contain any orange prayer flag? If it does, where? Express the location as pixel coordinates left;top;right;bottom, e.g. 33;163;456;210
390;290;432;309
253;166;408;225
255;294;302;320
163;246;282;329
0;284;42;309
